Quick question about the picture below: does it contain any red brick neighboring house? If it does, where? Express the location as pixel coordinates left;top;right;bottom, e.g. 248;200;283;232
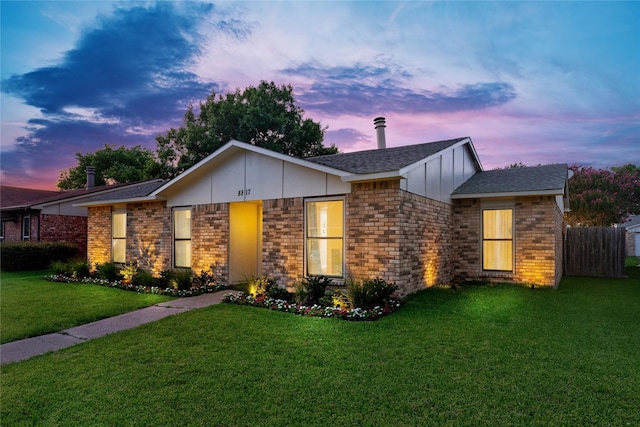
0;181;165;258
77;127;570;296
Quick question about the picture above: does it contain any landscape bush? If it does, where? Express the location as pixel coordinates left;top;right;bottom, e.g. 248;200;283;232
1;242;78;271
346;277;398;310
294;275;332;305
95;262;119;281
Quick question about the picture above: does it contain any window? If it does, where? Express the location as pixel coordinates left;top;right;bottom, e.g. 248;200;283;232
22;215;30;240
306;199;344;277
112;211;126;263
482;209;513;271
173;208;191;268
0;221;4;242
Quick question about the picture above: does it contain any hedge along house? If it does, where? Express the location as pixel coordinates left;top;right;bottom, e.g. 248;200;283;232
77;119;570;295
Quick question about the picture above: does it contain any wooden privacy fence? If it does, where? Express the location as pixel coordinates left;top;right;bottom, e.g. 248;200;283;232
565;227;626;277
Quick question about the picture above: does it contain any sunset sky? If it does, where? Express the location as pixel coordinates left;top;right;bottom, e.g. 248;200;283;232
2;1;639;190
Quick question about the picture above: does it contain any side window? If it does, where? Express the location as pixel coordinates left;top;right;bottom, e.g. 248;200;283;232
482;209;513;271
305;199;344;277
112;211;127;263
22;215;30;240
173;208;192;268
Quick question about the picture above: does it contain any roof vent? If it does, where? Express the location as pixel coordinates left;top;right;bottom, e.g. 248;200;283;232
374;117;386;149
86;166;95;190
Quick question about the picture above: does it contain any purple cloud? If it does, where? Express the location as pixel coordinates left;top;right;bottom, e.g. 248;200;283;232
285;63;516;117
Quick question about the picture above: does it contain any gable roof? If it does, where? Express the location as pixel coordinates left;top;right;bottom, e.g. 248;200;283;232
307;138;470;174
451;164;568;199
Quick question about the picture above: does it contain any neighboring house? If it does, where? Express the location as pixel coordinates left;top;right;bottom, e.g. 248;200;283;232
620;215;640;257
0;179;165;258
76;121;570;296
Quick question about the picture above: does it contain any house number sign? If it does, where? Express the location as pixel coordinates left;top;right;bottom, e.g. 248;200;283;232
237;188;251;197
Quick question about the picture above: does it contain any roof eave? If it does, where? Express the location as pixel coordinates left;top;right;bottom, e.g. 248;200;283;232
451;188;564;199
341;170;402;183
74;195;166;208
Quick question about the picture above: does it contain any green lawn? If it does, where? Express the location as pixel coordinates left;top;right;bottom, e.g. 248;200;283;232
1;268;639;426
0;270;173;344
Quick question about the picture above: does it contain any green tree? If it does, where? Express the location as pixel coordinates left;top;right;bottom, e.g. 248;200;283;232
566;164;640;226
57;144;159;190
155;81;337;177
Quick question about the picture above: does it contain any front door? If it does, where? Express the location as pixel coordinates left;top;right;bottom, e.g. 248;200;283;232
229;202;262;283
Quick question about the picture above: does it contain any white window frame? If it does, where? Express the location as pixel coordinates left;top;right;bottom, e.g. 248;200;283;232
112;210;127;264
481;204;515;272
304;197;345;278
173;207;192;269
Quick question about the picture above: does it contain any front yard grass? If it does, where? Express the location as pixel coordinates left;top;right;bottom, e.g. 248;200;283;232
0;270;173;344
1;268;639;425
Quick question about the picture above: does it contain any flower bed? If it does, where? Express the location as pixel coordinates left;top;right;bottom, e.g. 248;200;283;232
222;292;401;321
45;274;227;297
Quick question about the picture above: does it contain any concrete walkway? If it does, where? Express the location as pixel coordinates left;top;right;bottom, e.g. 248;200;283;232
0;291;236;366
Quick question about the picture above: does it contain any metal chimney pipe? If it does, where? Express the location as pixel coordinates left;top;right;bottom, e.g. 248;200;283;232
86;166;95;190
374;117;386;149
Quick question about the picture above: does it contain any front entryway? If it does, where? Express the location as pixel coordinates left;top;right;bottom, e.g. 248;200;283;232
229;202;263;283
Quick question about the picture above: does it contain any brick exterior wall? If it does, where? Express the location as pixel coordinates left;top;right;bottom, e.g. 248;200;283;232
398;191;454;295
40;214;87;257
453;196;564;287
3;218;24;242
127;202;172;276
87;206;112;267
262;198;304;289
346;181;402;287
192;203;229;280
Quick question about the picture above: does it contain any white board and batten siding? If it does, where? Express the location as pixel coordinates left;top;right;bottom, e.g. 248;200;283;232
163;149;351;207
402;144;479;204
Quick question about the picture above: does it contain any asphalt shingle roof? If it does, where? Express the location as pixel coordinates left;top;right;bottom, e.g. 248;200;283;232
77;180;166;203
452;164;568;196
307;138;468;174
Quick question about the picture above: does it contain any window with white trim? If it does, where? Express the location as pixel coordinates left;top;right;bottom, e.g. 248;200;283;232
112;211;126;263
22;215;30;241
305;199;344;277
482;208;513;271
173;208;192;268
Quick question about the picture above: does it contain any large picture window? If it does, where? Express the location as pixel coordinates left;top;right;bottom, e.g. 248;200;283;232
306;199;344;277
112;211;126;263
482;209;513;271
174;208;191;268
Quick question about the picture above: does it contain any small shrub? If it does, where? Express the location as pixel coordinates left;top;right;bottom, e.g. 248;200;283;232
120;261;139;282
50;260;71;275
347;277;398;310
193;270;216;287
173;269;193;291
96;262;119;281
70;259;91;278
267;286;292;301
330;290;353;310
295;275;332;305
132;269;154;287
156;269;174;288
250;276;278;297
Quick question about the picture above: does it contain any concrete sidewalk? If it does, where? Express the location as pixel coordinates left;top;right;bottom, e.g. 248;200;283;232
0;291;236;366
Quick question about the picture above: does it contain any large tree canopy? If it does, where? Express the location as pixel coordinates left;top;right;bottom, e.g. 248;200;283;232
566;164;639;226
57;144;159;189
155;81;337;178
